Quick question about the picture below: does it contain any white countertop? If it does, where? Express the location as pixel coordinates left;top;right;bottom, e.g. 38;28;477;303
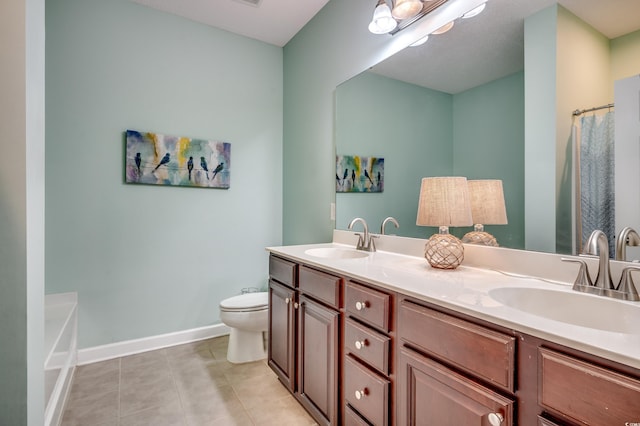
267;242;640;370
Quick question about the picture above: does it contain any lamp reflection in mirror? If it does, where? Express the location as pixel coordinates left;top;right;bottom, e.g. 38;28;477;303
462;179;508;246
416;177;473;269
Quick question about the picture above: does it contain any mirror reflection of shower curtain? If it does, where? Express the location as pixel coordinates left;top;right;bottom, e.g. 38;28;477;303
576;112;615;255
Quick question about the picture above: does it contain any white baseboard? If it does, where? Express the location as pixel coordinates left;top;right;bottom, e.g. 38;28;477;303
77;323;231;365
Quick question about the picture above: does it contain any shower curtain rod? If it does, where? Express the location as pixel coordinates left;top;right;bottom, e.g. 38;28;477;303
572;103;614;116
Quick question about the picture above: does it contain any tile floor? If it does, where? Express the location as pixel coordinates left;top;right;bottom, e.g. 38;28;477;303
61;335;317;425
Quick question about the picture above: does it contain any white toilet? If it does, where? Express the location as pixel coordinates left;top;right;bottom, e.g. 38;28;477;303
219;292;269;364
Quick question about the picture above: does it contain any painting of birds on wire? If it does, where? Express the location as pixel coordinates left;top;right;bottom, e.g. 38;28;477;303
336;155;384;193
125;130;231;189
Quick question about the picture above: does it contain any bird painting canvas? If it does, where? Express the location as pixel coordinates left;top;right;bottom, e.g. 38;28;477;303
336;155;384;193
125;130;231;189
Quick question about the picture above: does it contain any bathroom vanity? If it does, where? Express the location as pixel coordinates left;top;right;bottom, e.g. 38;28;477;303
266;235;640;426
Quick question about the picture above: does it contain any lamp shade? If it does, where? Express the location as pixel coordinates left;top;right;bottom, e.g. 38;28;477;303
392;0;423;20
416;177;473;227
468;179;507;225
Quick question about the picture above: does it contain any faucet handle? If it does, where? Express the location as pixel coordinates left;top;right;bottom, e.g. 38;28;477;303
617;266;640;301
368;234;379;252
353;233;365;250
561;257;593;289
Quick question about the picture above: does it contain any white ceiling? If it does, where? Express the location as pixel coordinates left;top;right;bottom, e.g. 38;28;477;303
130;0;640;92
370;0;640;94
130;0;330;47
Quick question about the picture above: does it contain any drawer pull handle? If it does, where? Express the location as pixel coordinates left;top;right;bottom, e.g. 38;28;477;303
355;301;368;311
285;297;290;304
488;412;504;426
354;340;368;350
354;389;368;400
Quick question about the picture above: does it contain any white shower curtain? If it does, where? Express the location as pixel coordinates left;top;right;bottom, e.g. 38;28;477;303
578;111;615;255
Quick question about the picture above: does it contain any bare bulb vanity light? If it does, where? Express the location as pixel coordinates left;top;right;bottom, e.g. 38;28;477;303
368;0;488;37
416;177;473;269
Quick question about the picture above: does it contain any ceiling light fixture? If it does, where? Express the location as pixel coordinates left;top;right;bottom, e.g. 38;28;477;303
431;20;454;35
368;0;398;34
392;0;424;20
368;0;452;35
410;35;429;47
462;2;486;19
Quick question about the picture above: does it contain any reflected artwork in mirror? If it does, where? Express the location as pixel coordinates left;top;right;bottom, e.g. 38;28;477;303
335;0;640;258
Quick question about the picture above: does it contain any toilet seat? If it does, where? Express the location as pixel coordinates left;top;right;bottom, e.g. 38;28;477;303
220;292;268;312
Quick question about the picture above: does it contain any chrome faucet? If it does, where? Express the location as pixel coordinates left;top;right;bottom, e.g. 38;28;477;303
348;217;376;252
615;226;640;261
584;230;614;290
381;217;399;235
563;229;640;301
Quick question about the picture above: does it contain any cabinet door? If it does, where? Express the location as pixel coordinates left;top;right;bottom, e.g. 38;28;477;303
268;279;296;391
297;295;340;426
539;347;640;426
398;347;514;426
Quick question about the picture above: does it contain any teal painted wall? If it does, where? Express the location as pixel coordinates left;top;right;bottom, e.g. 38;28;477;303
45;0;283;348
282;0;470;245
453;72;525;249
334;70;525;247
524;5;558;253
1;0;45;423
335;72;453;238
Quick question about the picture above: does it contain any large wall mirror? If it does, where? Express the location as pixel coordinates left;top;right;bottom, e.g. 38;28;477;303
335;0;640;257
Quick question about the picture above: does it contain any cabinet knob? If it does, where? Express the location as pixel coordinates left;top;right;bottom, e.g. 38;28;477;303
354;389;368;400
488;412;504;426
294;302;299;309
285;297;290;304
354;340;368;350
355;301;368;311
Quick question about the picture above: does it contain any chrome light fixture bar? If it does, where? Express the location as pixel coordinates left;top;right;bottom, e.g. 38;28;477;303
390;0;450;34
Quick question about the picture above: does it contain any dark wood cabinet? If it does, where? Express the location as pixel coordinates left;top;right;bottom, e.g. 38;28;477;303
398;346;513;425
268;252;640;426
268;255;342;426
297;295;340;425
268;278;296;391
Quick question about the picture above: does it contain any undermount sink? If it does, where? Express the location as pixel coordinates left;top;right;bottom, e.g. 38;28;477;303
304;247;369;260
489;287;639;334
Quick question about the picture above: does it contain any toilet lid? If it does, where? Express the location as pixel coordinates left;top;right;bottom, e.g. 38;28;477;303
220;292;268;310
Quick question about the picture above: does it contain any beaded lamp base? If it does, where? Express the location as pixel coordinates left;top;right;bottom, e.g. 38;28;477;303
462;230;499;247
424;233;465;269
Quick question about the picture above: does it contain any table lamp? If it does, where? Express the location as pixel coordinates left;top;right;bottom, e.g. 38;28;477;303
416;177;473;269
462;179;508;247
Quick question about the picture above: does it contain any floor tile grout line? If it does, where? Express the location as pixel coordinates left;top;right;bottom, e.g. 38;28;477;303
228;374;258;426
164;347;190;425
117;357;122;426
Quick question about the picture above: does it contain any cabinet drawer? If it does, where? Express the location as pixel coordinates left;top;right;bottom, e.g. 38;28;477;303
345;405;372;426
269;255;297;288
298;266;341;308
344;355;389;426
539;347;640;426
399;299;515;391
345;281;391;332
537;415;562;426
345;318;390;375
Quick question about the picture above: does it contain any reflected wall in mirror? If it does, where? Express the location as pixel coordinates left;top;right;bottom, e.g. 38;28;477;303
335;0;640;255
